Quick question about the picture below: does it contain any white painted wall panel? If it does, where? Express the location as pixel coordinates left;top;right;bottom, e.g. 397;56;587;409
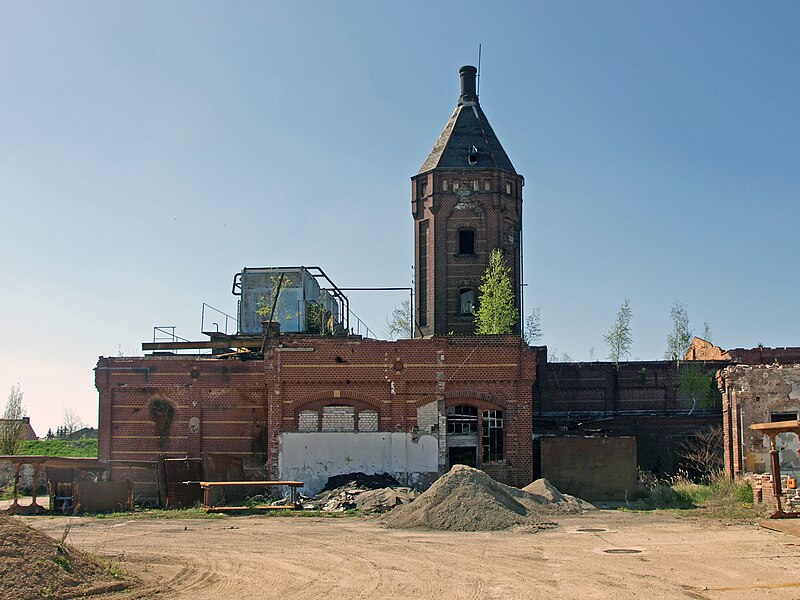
278;432;439;494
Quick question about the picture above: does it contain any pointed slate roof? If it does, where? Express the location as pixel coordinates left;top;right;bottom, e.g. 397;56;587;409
418;66;516;175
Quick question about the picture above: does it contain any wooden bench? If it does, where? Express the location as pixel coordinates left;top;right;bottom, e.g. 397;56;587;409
193;480;304;512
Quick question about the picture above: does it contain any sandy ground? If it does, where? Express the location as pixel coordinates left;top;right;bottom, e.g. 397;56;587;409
14;510;800;600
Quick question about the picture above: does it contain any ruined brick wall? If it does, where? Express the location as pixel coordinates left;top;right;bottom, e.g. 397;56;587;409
534;360;727;475
726;347;800;366
537;361;726;414
718;364;800;478
97;336;537;501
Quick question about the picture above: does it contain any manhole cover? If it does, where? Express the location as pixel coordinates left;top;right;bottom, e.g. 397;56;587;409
603;548;642;554
576;528;607;533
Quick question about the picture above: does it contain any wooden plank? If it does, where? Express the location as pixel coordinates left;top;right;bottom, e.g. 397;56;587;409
142;338;263;351
196;480;303;487
202;504;300;513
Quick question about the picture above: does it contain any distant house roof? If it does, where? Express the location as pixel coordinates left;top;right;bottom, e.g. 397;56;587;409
70;427;98;439
0;417;37;441
418;66;516;175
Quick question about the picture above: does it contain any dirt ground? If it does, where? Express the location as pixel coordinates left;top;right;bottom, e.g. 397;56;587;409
14;510;800;600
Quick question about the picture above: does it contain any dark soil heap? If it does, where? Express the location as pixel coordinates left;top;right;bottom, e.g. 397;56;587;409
0;514;129;600
383;465;592;531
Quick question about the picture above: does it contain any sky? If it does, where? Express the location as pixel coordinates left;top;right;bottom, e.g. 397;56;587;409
2;1;799;434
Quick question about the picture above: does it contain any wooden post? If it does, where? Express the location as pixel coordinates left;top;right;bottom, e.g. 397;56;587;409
30;464;39;508
11;463;20;508
769;435;783;517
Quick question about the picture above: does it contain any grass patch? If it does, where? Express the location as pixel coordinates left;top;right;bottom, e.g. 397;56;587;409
94;507;224;520
629;471;768;519
17;438;98;457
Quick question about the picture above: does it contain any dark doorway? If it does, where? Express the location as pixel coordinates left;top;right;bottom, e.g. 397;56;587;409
449;446;477;468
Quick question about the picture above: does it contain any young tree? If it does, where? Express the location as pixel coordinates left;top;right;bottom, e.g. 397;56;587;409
604;299;633;368
0;385;25;454
62;407;84;439
677;363;715;414
665;301;693;360
522;308;543;344
701;322;713;343
384;299;412;340
474;249;519;335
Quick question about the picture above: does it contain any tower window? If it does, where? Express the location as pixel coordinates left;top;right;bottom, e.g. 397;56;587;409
458;229;475;255
468;145;478;165
483;181;490;191
505;182;512;194
459;288;476;314
442;179;449;192
418;180;428;198
418;221;429;327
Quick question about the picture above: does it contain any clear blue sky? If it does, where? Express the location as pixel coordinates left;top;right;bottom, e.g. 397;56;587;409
2;1;799;434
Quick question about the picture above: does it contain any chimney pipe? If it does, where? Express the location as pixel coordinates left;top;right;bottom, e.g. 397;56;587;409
459;65;478;104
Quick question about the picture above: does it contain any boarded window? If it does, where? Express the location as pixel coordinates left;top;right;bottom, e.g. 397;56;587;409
482;409;504;462
298;410;318;432
447;404;478;434
359;410;379;432
321;405;355;432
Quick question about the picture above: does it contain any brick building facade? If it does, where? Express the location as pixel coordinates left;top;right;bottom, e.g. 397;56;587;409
96;336;536;499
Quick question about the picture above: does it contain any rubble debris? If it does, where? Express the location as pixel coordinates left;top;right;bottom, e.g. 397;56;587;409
319;472;401;492
383;465;593;531
303;472;418;513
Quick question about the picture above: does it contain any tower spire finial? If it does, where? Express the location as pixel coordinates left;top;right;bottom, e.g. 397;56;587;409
459;65;478;105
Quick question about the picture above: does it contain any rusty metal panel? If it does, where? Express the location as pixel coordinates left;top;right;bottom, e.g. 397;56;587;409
74;481;132;513
202;453;246;505
163;458;202;508
540;436;637;501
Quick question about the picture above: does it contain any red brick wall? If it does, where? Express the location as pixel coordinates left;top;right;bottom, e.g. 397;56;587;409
97;336;538;500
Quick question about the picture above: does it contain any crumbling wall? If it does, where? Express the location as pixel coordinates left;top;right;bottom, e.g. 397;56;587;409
535;360;726;475
719;364;800;478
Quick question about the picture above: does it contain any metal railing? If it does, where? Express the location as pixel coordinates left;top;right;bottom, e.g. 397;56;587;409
152;326;191;344
201;303;239;335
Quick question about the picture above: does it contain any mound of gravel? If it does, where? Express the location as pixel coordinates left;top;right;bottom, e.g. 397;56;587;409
383;465;591;532
523;478;596;511
0;514;129;600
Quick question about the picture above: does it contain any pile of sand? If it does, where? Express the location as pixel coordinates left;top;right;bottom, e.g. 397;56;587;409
523;478;595;511
0;514;129;600
383;465;593;531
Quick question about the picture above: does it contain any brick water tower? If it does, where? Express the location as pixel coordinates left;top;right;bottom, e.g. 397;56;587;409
412;65;524;337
